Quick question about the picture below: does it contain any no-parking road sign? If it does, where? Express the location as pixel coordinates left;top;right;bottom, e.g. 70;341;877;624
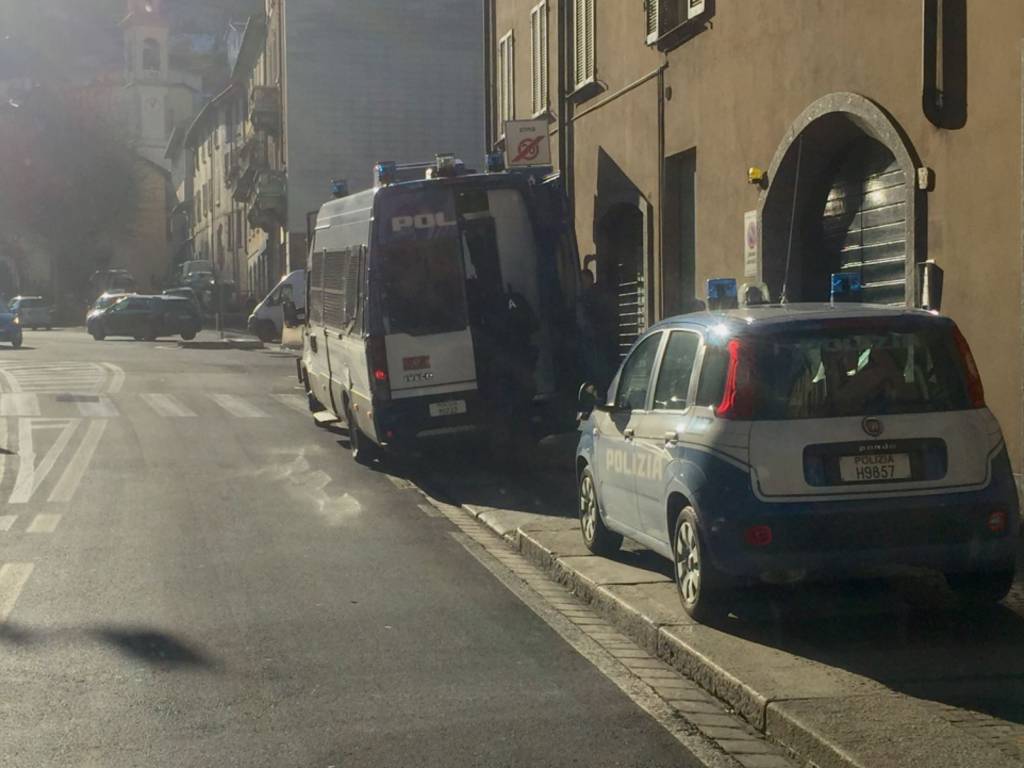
504;120;551;167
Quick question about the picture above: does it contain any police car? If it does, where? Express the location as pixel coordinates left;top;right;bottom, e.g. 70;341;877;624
576;280;1019;621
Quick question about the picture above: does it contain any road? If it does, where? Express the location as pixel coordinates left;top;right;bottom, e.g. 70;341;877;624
0;330;716;768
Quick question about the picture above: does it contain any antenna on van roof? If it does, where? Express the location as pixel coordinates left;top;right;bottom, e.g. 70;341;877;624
778;135;804;305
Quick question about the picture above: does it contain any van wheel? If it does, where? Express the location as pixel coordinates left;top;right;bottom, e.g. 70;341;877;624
672;507;724;623
945;568;1015;607
579;468;621;556
345;401;378;465
181;331;196;341
256;320;276;343
92;330;105;341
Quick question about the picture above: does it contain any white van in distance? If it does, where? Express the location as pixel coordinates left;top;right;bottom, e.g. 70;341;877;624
248;270;306;342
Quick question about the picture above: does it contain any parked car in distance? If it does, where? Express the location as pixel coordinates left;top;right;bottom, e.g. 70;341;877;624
163;287;202;314
0;307;23;348
86;292;131;324
88;295;201;341
8;296;52;330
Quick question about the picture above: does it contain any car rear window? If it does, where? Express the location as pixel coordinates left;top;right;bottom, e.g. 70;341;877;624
701;321;972;419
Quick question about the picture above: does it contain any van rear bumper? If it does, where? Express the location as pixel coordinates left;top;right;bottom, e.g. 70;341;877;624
373;389;487;448
699;450;1020;580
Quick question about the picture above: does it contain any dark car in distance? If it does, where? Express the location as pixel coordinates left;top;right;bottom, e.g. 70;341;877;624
87;295;201;341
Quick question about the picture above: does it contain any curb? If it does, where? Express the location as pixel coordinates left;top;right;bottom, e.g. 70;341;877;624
462;503;848;768
178;339;264;350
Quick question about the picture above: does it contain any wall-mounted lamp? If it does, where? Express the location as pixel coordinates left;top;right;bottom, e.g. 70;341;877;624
747;166;767;189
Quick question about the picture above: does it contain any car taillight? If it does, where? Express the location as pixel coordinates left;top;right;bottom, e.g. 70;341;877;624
716;339;754;419
951;324;985;408
368;335;390;400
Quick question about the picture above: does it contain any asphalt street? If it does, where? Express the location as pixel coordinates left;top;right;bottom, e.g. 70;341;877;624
0;330;707;768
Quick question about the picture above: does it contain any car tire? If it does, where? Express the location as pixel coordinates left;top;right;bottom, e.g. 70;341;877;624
256;320;276;343
672;507;725;623
11;336;22;349
945;568;1015;608
181;331;196;341
345;399;378;465
91;330;105;341
579;468;622;556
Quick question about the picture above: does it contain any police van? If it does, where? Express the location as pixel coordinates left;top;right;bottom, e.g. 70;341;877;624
300;155;584;462
576;278;1019;621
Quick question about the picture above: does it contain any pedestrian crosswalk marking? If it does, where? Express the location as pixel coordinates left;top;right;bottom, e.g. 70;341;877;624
140;394;196;418
0;362;113;394
9;419;80;505
272;394;308;414
49;421;107;504
26;514;61;534
0;393;39;417
0;563;34;624
0;516;16;532
102;363;125;394
75;396;119;418
209;394;268;419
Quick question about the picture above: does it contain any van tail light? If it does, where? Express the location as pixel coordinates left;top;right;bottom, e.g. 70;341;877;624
716;339;754;420
951;324;985;408
987;510;1008;535
367;335;391;401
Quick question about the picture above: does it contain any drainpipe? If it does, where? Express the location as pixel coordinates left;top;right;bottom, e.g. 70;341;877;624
483;0;494;151
560;0;575;215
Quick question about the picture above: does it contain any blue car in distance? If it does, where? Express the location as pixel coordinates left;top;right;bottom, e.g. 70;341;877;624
0;308;23;348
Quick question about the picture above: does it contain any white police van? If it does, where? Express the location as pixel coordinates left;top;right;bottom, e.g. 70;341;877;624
576;277;1019;621
300;156;584;463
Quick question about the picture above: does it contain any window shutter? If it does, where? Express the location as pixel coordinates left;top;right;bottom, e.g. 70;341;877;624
585;0;594;82
574;0;585;87
646;0;659;39
531;9;540;115
539;4;548;112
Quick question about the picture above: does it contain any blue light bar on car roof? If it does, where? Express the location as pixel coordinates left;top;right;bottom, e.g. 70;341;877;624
374;161;398;187
830;272;863;303
706;278;739;311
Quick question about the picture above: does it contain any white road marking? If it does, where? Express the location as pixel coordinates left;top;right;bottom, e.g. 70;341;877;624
27;514;61;533
76;397;119;418
272;393;308;414
141;394;196;418
0;393;39;417
0;416;6;489
0;516;16;532
49;420;107;503
102;363;125;394
210;394;267;419
9;419;80;504
0;563;34;623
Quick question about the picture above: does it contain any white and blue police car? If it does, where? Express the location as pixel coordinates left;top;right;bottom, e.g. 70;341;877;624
576;278;1019;621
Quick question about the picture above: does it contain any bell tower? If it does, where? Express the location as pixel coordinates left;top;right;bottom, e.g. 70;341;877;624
122;0;169;83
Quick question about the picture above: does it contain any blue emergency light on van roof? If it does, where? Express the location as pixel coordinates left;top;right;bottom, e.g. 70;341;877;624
706;278;739;311
330;179;349;198
485;151;506;173
830;272;863;303
374;161;398;186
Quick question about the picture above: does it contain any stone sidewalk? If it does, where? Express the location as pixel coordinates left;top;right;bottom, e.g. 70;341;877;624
411;445;1024;768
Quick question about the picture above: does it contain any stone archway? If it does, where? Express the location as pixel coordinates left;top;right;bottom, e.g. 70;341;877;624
758;93;923;305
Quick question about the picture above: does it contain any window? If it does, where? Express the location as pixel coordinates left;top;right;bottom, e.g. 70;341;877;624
381;239;467;336
695;344;729;407
309;250;324;325
530;2;549;116
572;0;595;89
614;333;661;410
653;331;700;410
142;38;161;72
322;247;363;331
497;31;514;135
645;0;706;44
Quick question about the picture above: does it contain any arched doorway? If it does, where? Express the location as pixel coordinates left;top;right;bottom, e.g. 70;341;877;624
597;203;645;364
760;93;921;306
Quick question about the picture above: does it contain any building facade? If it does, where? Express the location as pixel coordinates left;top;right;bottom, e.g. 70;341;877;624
485;0;1024;485
276;0;486;271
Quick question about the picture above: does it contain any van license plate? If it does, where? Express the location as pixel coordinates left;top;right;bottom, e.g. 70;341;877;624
429;400;467;417
839;453;911;483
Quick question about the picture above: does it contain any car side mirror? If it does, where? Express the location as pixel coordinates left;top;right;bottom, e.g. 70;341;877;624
282;300;299;327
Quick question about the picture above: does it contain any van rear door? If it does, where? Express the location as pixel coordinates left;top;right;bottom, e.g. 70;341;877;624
375;189;477;401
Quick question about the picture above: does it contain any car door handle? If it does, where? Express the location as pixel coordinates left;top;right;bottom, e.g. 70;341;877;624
623;428;635;439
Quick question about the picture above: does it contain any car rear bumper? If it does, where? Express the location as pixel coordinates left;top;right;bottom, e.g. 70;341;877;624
373;389;487;450
699;449;1020;580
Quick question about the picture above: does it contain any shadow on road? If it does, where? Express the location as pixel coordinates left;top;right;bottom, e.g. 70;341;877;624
0;623;220;671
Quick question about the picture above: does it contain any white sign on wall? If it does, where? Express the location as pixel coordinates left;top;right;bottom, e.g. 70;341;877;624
504;120;552;167
744;210;759;277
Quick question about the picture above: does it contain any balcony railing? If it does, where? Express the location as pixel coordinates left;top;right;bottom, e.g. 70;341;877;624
247;170;287;232
250;85;281;135
233;135;269;202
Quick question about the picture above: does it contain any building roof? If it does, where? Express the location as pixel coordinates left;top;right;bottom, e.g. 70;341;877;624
230;15;267;82
182;81;237;148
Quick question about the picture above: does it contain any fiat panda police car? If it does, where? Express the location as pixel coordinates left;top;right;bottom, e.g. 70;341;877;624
576;280;1019;621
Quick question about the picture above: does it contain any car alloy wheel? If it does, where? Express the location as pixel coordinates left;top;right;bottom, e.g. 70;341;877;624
676;519;701;606
577;468;621;556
